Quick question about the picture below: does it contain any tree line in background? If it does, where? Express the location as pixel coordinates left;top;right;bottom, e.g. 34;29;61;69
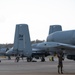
0;39;45;48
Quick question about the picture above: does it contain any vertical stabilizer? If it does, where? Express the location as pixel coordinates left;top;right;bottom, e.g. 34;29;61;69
13;24;32;57
49;25;62;34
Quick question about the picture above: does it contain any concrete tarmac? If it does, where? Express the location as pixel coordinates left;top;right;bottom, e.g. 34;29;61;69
0;57;75;75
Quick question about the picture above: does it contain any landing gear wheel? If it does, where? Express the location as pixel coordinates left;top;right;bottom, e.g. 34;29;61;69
8;56;11;60
15;56;20;62
27;57;32;62
41;57;45;62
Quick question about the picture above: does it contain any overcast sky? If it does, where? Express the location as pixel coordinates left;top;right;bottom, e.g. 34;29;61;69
0;0;75;44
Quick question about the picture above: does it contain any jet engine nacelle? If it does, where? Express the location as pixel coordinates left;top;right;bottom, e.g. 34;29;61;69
47;30;75;45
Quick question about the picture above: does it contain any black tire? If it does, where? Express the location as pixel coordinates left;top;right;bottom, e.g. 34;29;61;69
27;57;32;62
8;56;11;60
41;57;45;62
15;57;20;62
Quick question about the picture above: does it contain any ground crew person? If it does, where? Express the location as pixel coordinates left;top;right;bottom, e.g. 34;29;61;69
57;51;64;74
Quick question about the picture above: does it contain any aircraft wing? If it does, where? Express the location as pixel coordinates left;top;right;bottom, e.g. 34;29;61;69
54;42;75;50
32;48;47;52
38;42;75;51
32;48;42;51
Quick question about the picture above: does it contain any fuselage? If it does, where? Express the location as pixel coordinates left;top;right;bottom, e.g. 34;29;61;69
6;43;50;57
47;30;75;60
47;30;75;45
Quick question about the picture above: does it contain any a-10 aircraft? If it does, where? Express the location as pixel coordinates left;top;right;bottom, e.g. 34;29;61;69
6;24;75;61
39;26;75;61
6;24;61;62
0;48;12;60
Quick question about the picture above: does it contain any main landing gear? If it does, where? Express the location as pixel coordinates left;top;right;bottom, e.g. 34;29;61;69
27;57;32;62
41;56;45;62
15;55;20;62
